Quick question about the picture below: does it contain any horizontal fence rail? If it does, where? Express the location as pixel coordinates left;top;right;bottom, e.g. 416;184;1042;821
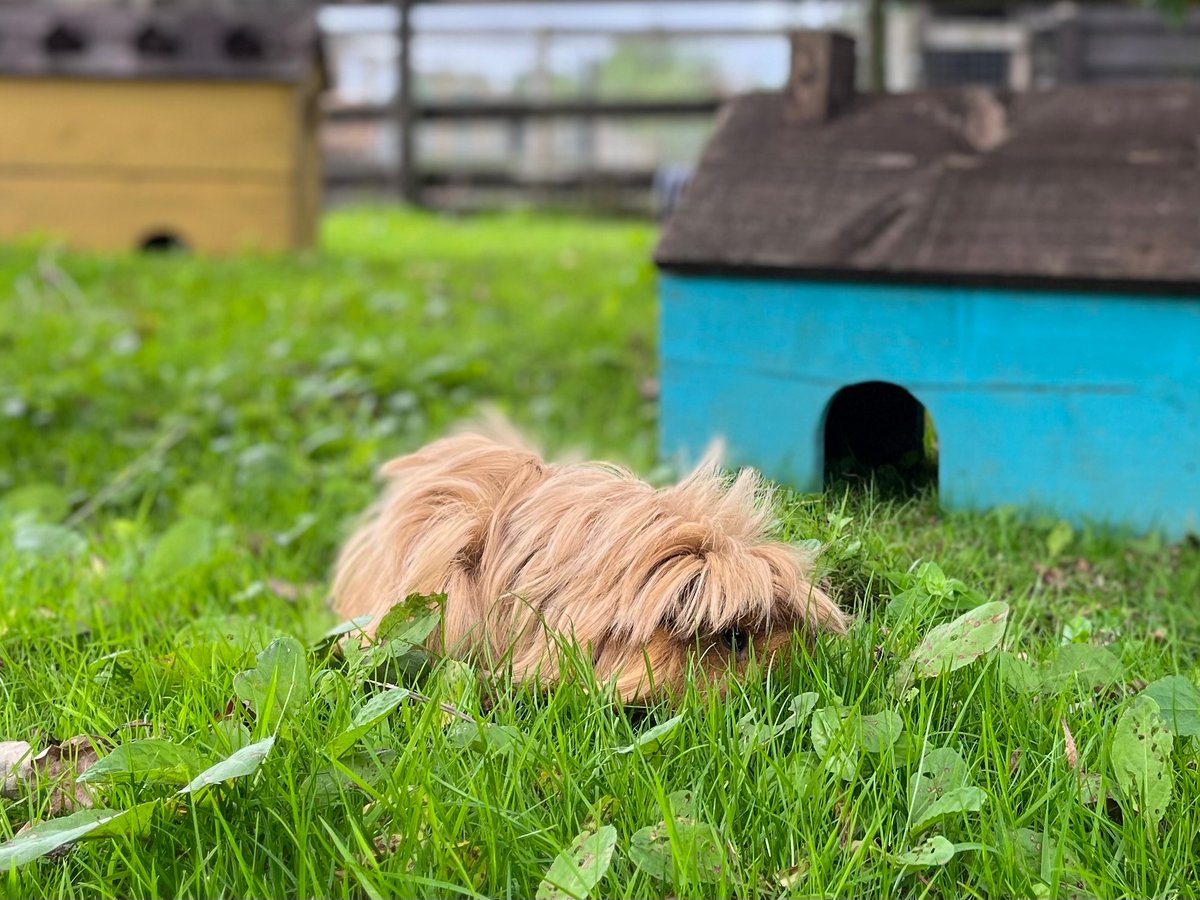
320;0;793;209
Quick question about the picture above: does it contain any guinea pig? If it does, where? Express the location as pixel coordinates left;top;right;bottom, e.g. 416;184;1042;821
332;432;847;699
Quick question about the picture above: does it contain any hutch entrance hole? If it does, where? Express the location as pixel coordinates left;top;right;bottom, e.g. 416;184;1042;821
823;381;937;492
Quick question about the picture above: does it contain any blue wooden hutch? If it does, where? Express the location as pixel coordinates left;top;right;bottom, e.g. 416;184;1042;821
655;32;1200;537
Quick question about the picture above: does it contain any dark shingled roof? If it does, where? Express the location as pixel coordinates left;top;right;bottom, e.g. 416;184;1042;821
654;84;1200;289
0;3;322;84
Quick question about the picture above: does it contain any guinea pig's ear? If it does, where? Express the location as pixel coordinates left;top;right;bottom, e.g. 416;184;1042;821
794;580;849;635
756;543;850;635
638;553;707;639
378;434;486;477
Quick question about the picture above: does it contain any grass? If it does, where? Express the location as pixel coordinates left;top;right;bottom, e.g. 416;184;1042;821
1;207;1199;899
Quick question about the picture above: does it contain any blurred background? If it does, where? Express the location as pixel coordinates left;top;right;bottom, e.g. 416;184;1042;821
6;0;1197;224
323;0;1200;213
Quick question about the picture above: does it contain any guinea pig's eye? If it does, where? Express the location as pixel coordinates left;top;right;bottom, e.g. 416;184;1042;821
716;628;751;657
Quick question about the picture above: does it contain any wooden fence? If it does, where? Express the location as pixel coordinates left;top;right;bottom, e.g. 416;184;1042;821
321;1;793;208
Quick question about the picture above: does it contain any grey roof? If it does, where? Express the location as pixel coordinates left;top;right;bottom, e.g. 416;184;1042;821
0;3;323;84
654;84;1200;289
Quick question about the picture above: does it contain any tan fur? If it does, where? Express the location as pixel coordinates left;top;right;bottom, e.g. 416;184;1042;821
333;433;848;699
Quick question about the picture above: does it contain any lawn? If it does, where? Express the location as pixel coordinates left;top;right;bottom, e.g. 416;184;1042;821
1;208;1198;899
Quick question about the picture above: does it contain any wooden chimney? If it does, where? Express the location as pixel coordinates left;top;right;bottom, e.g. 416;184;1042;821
788;30;857;122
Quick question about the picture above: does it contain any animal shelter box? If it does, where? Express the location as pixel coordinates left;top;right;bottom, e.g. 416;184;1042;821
655;31;1200;537
0;4;326;253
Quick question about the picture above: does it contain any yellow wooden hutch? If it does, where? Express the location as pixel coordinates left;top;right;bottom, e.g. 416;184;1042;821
0;3;326;253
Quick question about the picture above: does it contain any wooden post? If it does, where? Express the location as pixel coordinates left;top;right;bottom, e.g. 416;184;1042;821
1055;17;1085;83
395;0;419;204
868;0;886;92
788;31;857;122
529;29;552;185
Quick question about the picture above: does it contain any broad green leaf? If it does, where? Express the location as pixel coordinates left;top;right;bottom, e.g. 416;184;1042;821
312;669;351;710
1046;520;1074;558
898;601;1008;686
1078;771;1105;807
939;586;990;614
893;835;955;867
626;822;673;882
779;692;819;734
376;592;445;646
174;615;283;657
536;825;617;900
178;736;274;794
810;707;858;780
1007;827;1047;872
919;562;949;595
206;720;253;756
1041;644;1124;692
858;710;904;754
433;659;478;723
179;483;224;520
1003;826;1087;887
736;711;770;752
233;637;309;730
616;714;684;756
145;518;215;579
320;615;373;641
666;790;695;818
1;484;69;522
77;739;211;786
911;785;987;831
447;722;525;756
11;522;86;558
326;688;410;758
624;825;672;883
304;748;398;807
1141;676;1200;737
1060;614;1092;645
361;595;443;674
886;732;922;768
628;819;727;884
996;651;1040;694
909;747;974;826
885;587;933;622
739;692;819;751
1110;697;1173;829
0;803;157;869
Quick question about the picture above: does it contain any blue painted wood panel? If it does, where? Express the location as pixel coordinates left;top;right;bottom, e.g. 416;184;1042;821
660;274;1200;537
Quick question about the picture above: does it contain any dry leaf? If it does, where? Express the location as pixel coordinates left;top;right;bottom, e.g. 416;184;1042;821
1;741;34;797
1033;564;1064;587
2;735;108;814
372;833;403;857
776;860;810;889
1008;747;1022;778
33;735;108;813
638;378;660;401
266;578;301;602
217;697;253;722
1061;718;1078;769
834;796;856;849
1078;770;1123;823
335;831;405;878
